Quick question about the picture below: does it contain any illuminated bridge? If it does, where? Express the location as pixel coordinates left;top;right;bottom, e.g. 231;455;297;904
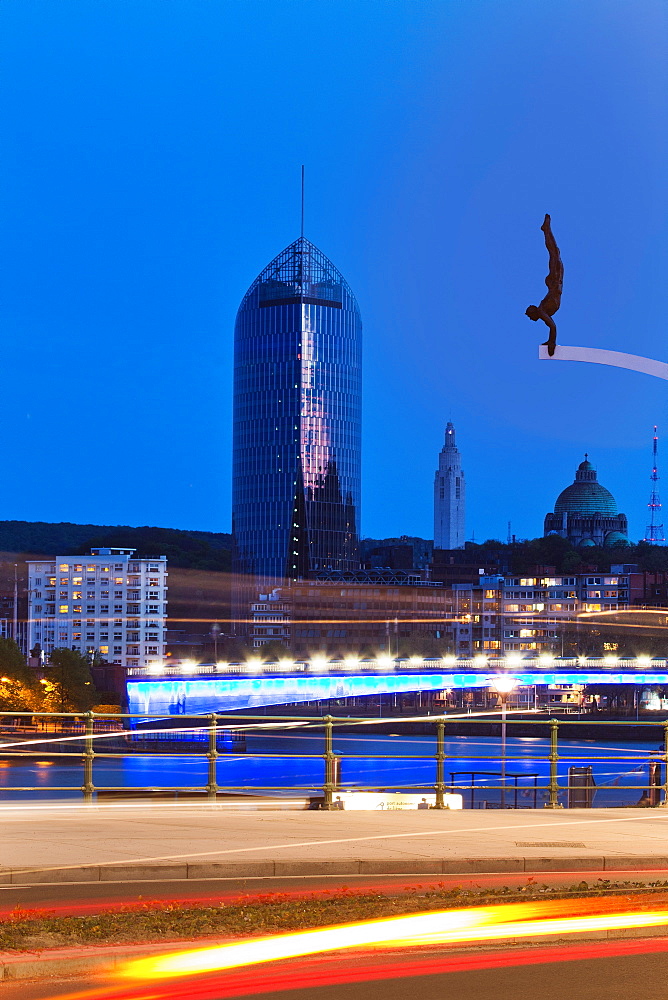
126;655;668;716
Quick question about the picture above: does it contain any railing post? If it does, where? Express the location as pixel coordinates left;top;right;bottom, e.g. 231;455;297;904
82;710;95;804
434;717;446;809
657;721;668;807
545;718;562;809
323;714;335;809
207;713;219;802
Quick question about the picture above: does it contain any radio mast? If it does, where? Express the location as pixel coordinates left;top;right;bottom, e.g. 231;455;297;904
644;426;665;544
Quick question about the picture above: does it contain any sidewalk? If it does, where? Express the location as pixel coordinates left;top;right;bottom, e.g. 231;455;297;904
2;804;668;882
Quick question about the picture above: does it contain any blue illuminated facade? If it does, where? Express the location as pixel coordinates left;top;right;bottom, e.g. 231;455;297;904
127;671;668;717
232;237;362;592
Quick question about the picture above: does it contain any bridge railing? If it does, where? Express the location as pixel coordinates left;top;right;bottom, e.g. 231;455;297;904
0;710;665;809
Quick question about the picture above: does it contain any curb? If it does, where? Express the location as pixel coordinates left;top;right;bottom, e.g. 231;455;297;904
3;856;668;883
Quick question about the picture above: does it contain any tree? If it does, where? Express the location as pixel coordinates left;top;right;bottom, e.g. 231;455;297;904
0;638;40;712
43;649;97;713
0;638;34;687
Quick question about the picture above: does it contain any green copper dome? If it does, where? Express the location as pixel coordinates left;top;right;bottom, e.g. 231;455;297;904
554;454;618;517
605;530;629;547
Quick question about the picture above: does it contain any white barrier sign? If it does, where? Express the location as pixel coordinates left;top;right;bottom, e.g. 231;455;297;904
331;791;463;811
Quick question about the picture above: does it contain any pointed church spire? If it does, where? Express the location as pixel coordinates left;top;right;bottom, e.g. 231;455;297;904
434;422;465;549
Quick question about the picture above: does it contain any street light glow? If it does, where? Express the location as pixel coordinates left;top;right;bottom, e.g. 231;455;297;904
504;653;522;666
490;674;518;696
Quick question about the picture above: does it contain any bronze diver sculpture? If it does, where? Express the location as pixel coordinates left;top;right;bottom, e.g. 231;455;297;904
526;213;563;356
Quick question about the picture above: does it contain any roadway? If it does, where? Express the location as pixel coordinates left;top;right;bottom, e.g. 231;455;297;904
2;865;668;911
7;943;668;1000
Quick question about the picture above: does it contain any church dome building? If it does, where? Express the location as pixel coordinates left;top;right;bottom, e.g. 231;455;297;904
544;456;628;547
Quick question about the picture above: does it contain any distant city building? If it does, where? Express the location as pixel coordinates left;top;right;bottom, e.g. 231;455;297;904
544;455;628;547
431;545;506;587
250;564;646;658
232;236;362;627
250;571;452;654
27;547;167;669
452;566;635;656
433;422;465;550
361;536;433;572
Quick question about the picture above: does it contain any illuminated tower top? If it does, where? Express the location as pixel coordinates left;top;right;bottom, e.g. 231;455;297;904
433;421;465;550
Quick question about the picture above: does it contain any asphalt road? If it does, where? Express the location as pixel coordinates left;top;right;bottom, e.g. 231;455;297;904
2;866;667;910
6;946;668;1000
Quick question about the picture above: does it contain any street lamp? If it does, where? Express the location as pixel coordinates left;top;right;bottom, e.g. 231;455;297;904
490;674;517;809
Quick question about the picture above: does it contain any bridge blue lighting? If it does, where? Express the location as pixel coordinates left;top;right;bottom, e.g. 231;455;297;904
126;671;668;716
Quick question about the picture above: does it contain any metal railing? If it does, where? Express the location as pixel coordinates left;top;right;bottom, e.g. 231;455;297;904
0;710;666;809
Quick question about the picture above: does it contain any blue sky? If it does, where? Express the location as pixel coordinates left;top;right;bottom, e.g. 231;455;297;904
1;0;667;543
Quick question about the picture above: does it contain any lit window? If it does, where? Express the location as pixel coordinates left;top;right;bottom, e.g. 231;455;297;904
73;577;82;585
87;565;95;572
114;578;124;585
59;605;69;614
59;564;69;572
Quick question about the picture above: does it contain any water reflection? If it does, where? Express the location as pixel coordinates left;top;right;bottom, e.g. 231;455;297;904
0;733;657;807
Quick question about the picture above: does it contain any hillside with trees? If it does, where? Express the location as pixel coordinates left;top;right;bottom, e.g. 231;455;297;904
0;521;232;571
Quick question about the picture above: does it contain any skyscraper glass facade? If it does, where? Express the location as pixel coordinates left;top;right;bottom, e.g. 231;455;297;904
233;237;362;590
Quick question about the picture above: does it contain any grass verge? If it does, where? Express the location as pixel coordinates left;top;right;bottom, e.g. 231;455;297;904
3;880;668;952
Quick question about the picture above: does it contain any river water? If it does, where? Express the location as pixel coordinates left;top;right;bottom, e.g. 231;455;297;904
0;730;661;808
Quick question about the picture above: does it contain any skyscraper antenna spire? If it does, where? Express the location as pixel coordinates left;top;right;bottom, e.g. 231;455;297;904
300;165;305;238
644;425;665;544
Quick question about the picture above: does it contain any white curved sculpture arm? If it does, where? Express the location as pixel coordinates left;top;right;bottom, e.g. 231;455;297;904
539;344;668;381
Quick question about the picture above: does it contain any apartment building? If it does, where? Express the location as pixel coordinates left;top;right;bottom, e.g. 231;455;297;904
27;547;167;669
451;569;633;656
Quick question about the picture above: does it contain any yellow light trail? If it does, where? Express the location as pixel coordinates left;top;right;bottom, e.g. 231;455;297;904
119;900;668;981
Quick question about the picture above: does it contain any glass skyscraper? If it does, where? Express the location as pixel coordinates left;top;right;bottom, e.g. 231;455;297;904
232;236;362;599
